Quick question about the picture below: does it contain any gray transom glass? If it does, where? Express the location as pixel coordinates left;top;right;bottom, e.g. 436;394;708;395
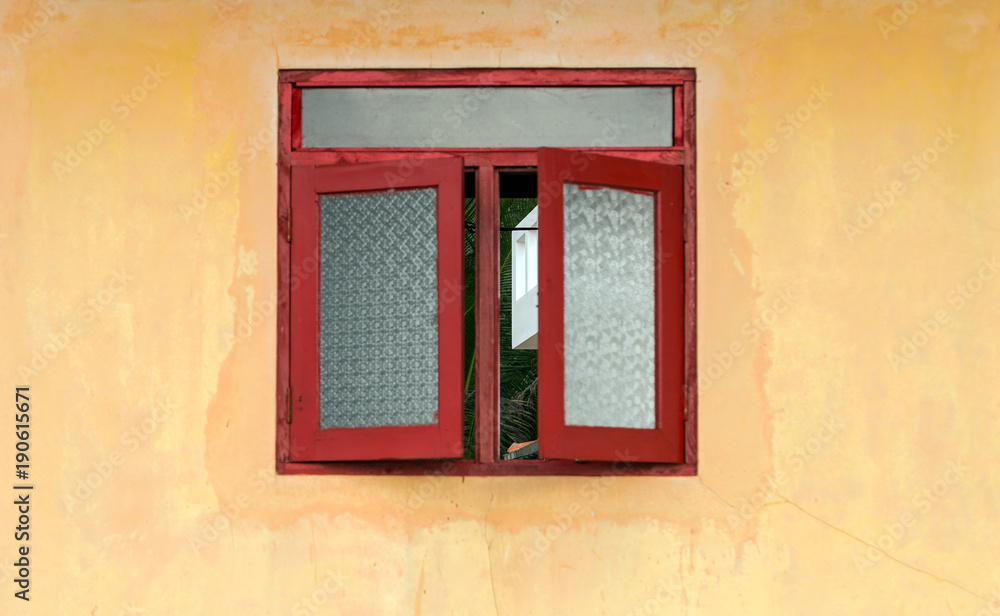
301;87;673;148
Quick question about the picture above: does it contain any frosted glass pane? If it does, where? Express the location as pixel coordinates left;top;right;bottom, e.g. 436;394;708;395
563;184;655;429
302;87;673;148
319;188;438;429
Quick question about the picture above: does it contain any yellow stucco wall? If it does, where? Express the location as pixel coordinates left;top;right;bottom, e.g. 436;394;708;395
2;0;999;613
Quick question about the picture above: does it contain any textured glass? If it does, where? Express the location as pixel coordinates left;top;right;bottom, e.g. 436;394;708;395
302;87;673;148
319;188;439;429
563;184;656;429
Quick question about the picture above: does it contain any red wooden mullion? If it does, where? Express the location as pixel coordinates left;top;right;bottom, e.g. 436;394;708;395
475;166;500;463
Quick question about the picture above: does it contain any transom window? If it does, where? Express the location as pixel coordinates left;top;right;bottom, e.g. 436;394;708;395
276;69;697;476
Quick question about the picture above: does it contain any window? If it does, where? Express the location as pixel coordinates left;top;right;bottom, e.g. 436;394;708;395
276;69;696;476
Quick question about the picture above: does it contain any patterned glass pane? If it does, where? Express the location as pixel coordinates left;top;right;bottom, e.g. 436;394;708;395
563;184;656;429
319;188;439;429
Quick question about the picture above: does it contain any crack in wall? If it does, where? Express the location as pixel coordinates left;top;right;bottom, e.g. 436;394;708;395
774;493;989;603
698;476;784;512
698;478;989;605
697;477;736;509
697;477;737;509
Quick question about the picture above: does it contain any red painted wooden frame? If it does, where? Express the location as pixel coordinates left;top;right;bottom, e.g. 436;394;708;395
276;68;697;476
537;148;685;463
288;157;465;461
282;68;693;87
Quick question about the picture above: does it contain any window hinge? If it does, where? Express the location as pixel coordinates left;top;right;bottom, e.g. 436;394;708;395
286;386;292;424
285;210;292;243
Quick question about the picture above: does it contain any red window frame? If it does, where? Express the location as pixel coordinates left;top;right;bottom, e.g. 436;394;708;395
276;68;697;476
537;148;685;463
289;158;466;461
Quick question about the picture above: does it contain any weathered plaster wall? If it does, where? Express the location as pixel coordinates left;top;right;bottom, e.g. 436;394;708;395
1;0;999;614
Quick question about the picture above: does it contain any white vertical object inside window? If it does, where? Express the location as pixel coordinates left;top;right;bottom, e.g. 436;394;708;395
511;206;538;350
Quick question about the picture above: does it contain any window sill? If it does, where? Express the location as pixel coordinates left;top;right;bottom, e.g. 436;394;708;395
277;459;697;477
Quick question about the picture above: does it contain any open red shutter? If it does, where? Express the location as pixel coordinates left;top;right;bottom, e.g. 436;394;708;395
537;148;685;463
290;157;465;461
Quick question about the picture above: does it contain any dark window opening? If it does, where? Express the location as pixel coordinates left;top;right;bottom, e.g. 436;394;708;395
498;171;539;459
